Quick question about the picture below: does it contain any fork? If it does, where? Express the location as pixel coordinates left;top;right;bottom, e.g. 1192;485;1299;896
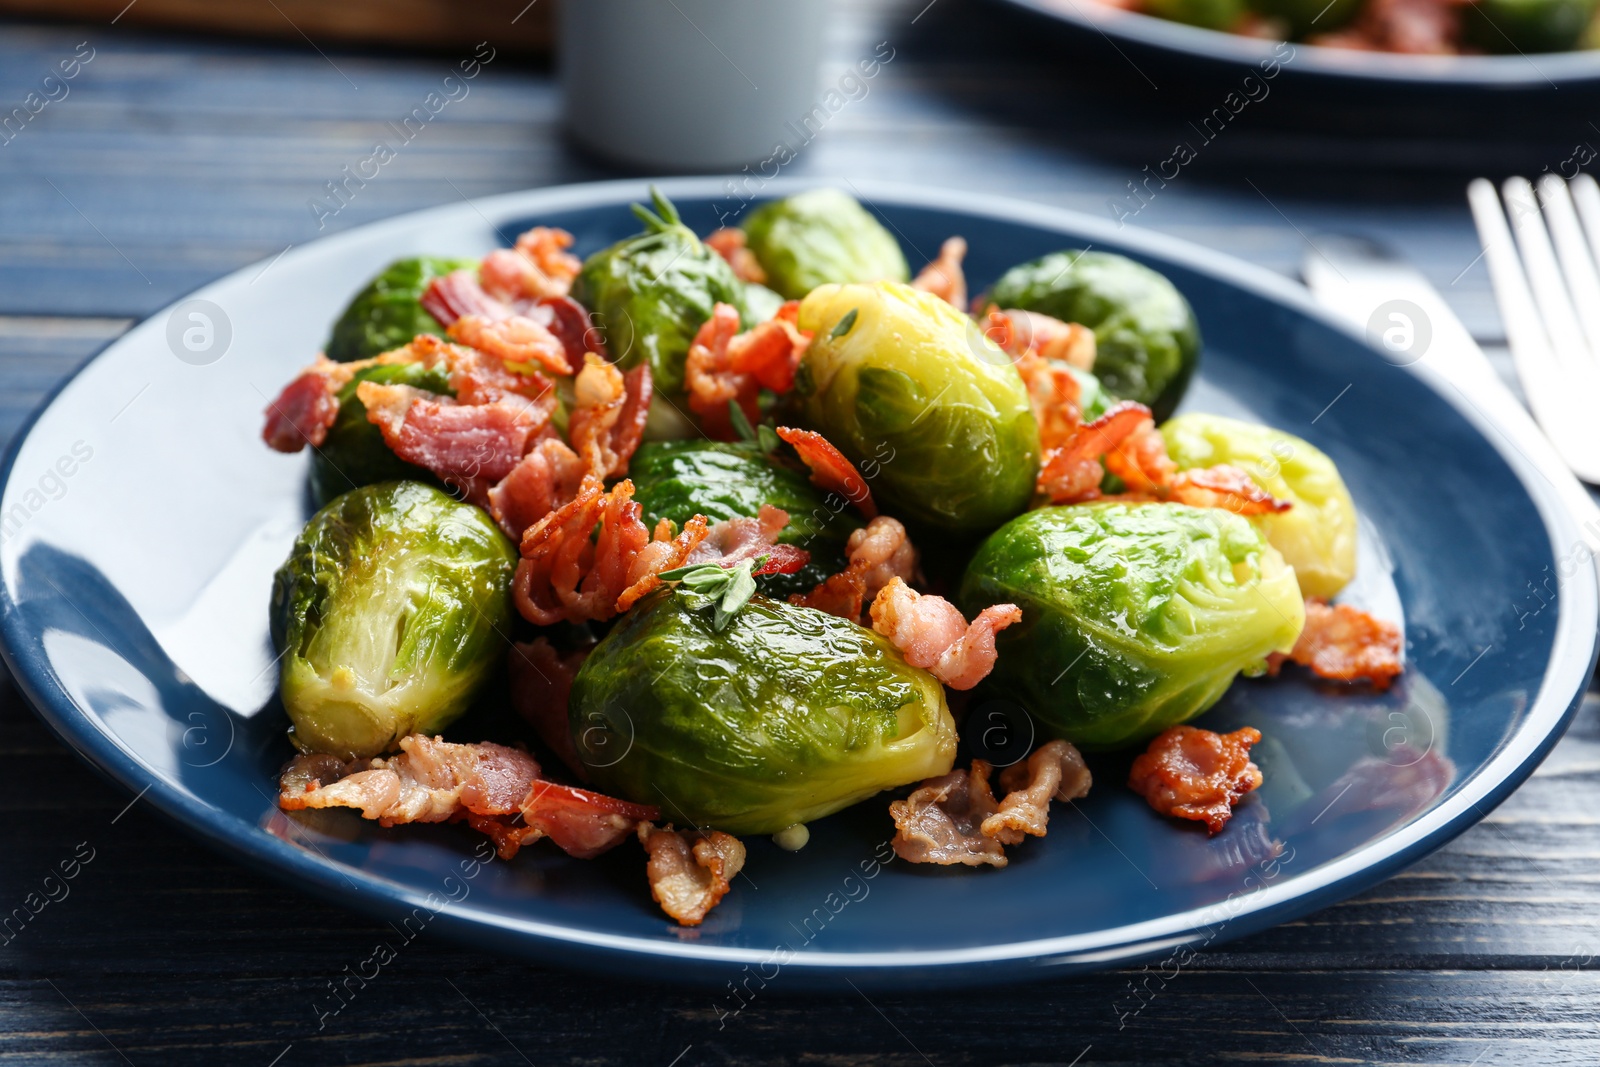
1467;173;1600;485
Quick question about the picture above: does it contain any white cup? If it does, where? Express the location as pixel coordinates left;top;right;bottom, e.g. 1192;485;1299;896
561;0;828;172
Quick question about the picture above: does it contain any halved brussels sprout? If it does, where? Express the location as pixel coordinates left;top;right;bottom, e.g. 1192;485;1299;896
742;189;910;300
627;440;861;597
987;251;1200;421
1160;413;1357;600
959;502;1305;749
570;589;956;834
271;481;518;760
572;189;749;400
309;360;454;505
795;281;1039;532
325;256;475;363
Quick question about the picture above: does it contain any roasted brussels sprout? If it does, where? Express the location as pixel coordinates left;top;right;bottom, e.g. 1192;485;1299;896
271;481;518;760
627;440;861;597
744;280;787;323
987;251;1200;421
1465;0;1599;52
570;589;957;834
1145;0;1247;29
794;281;1039;532
572;189;749;400
325;256;475;363
742;189;910;300
309;360;454;504
1161;413;1357;600
959;503;1305;750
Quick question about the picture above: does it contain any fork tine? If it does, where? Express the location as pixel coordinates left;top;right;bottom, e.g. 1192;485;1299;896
1537;174;1600;361
1467;178;1600;483
1571;173;1600;264
1502;178;1595;367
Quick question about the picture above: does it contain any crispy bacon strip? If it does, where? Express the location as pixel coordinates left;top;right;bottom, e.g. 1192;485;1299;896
421;269;515;326
890;761;1008;867
508;637;590;780
686;302;810;438
1128;725;1263;834
1310;0;1460;54
983;740;1092;845
449;313;574;377
986;307;1097;371
705;227;767;285
1169;464;1293;515
775;426;877;519
1270;599;1404;688
1038;400;1151;504
487;436;589;541
869;577;1020;690
789;515;917;623
469;781;661;861
262;361;344;452
278;736;541;825
615;515;711;613
569;353;653;480
479;226;582;302
912;236;967;309
638;823;747;926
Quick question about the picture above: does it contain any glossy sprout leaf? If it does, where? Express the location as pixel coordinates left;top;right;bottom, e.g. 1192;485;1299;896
569;590;956;834
959;502;1305;750
796;281;1038;532
742;189;910;299
1161;413;1358;600
270;481;518;760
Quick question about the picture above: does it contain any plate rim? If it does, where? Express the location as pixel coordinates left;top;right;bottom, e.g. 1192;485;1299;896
993;0;1600;87
2;175;1594;983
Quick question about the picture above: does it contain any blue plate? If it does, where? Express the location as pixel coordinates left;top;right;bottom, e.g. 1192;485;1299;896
994;0;1600;88
1;179;1593;989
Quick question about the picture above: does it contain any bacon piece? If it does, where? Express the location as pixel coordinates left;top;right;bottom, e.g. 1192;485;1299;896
789;515;916;622
508;637;590;781
1169;464;1293;516
1038;400;1151;504
468;781;660;861
615;514;710;613
705;227;767;285
479;226;582;302
537;294;607;362
421;269;516;326
983;740;1092;845
988;307;1097;371
1311;0;1461;54
1270;599;1404;688
775;426;876;519
360;383;554;504
487;436;589;541
638;823;746;926
686;303;810;439
889;761;1008;867
277;735;541;825
1128;725;1263;834
513;477;652;625
449;313;573;377
912;236;967;309
569;353;653;479
262;363;343;452
1013;347;1087;455
868;577;1021;690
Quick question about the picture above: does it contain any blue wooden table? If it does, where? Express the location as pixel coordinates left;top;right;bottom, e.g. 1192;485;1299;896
3;2;1600;1063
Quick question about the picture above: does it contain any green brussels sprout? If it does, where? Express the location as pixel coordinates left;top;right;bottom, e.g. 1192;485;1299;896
987;251;1201;421
742;189;911;300
744;281;787;324
1248;0;1360;36
1145;0;1247;29
1465;0;1599;52
309;360;454;505
325;256;475;363
570;589;956;834
795;281;1039;532
1067;364;1111;423
271;481;518;760
1160;413;1357;601
627;440;862;597
959;502;1305;750
572;189;749;400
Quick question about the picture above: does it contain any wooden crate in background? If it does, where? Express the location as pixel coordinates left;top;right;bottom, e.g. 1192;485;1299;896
0;0;554;54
